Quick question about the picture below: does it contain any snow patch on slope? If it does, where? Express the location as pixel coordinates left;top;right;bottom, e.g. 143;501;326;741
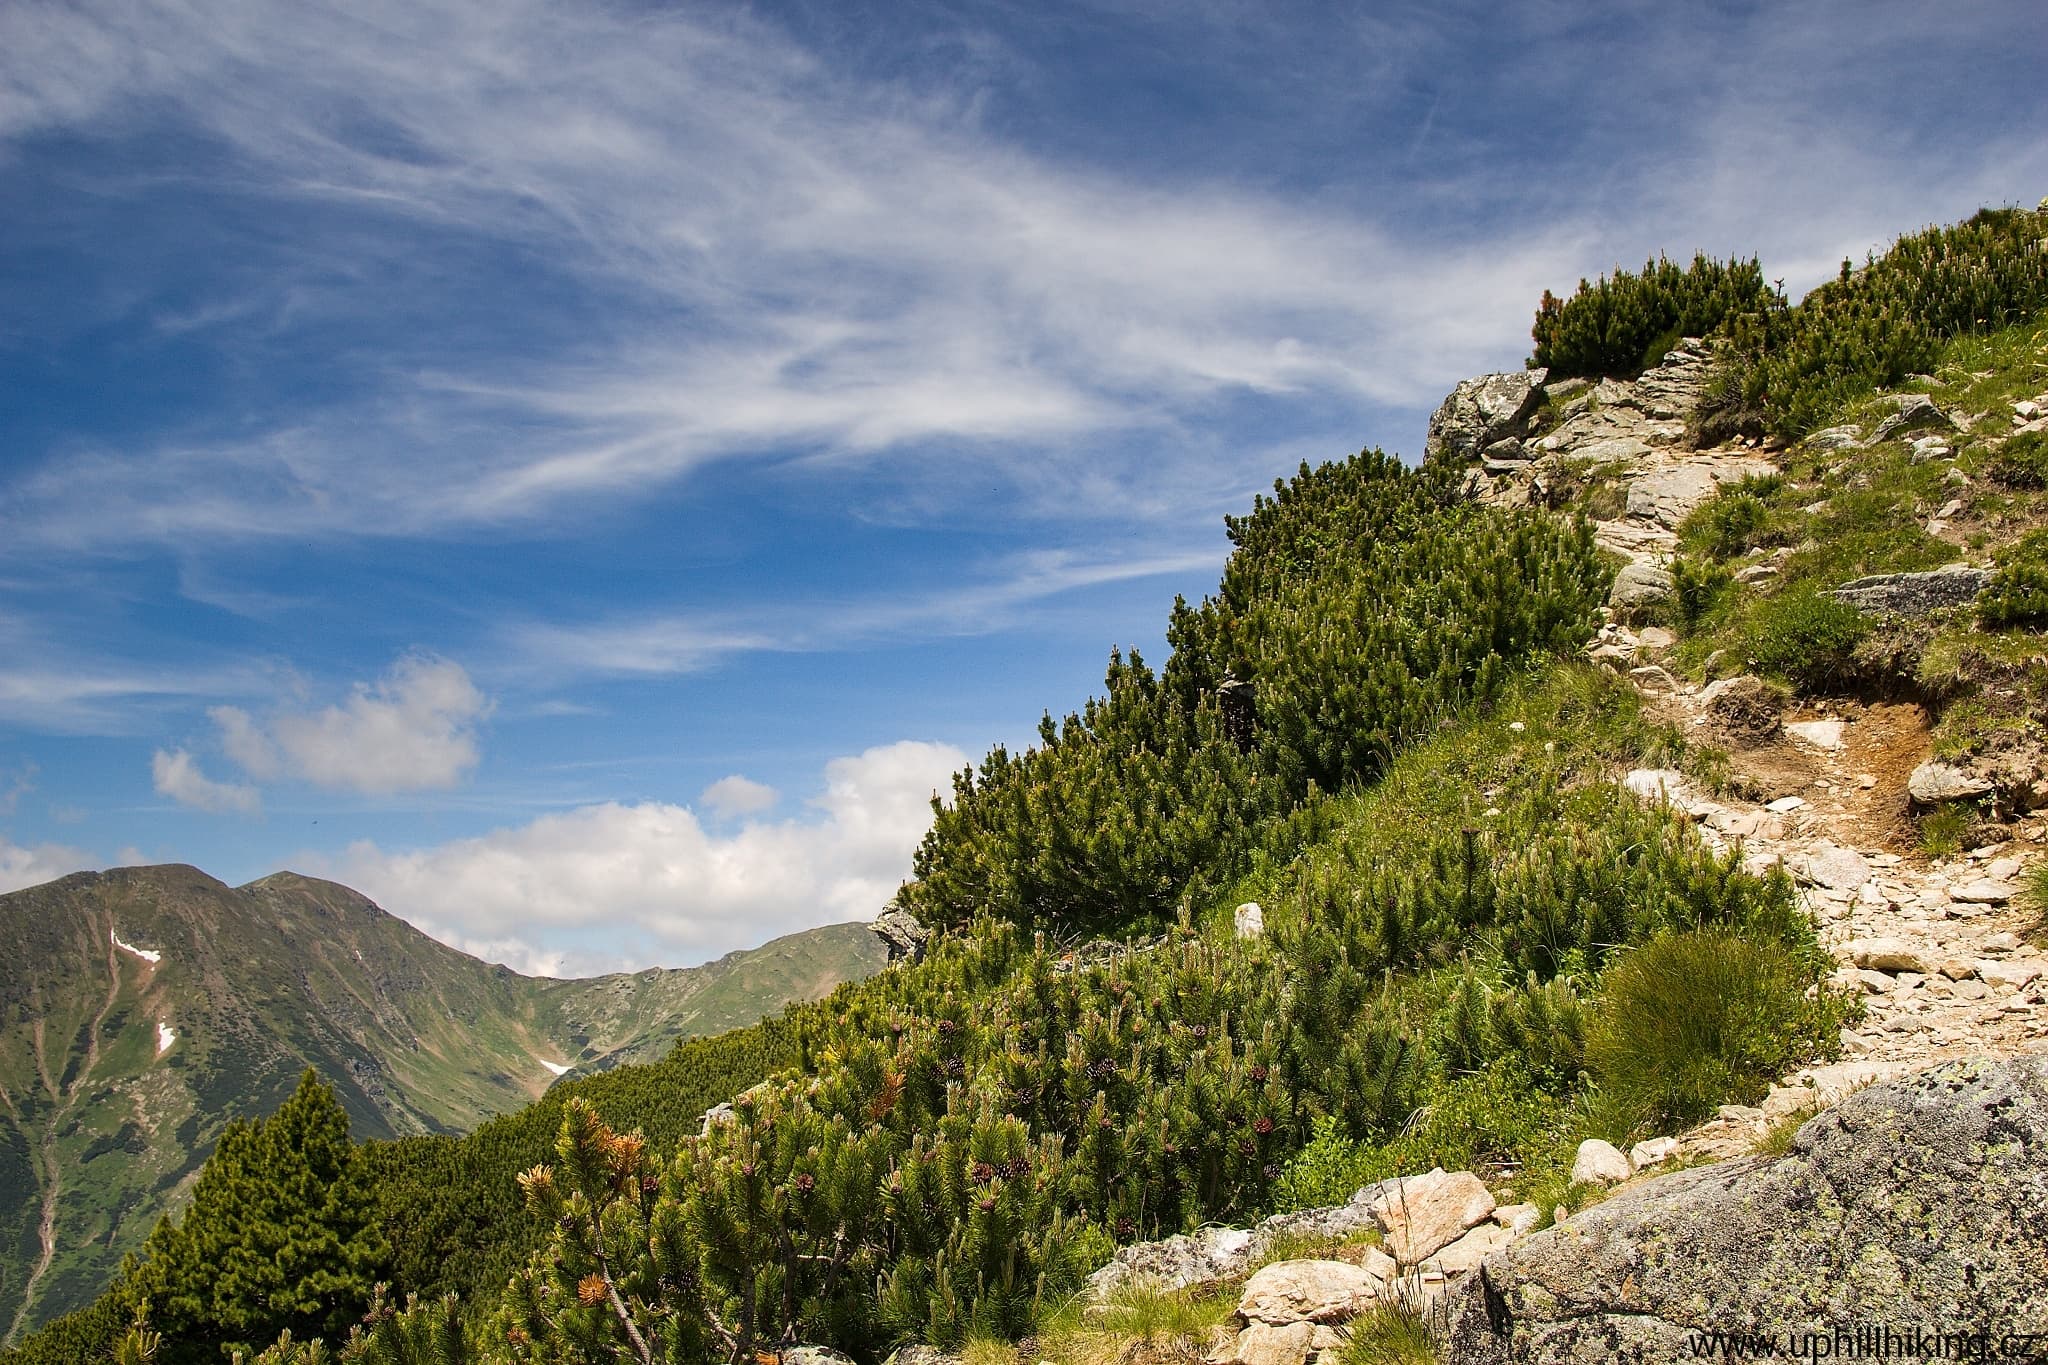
156;1022;175;1054
112;929;162;965
539;1058;572;1077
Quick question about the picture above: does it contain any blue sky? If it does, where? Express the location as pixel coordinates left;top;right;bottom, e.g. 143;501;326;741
2;0;2044;974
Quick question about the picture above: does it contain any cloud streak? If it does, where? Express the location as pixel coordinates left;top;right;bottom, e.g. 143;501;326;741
0;0;1596;557
504;546;1224;679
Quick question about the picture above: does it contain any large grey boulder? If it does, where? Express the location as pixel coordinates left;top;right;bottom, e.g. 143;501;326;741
1624;465;1721;529
1628;339;1712;420
1907;760;1995;805
1829;564;1989;617
1442;1057;2048;1362
1427;370;1548;464
1609;560;1673;611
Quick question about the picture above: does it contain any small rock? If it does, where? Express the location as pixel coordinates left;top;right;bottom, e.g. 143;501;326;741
1628;665;1678;692
1805;425;1864;452
1226;1321;1317;1365
1844;937;1938;974
1796;842;1871;892
1587;642;1634;667
1610;559;1675;610
1953;879;2017;905
1830;565;1990;618
1629;1137;1679;1170
1491;1203;1541;1235
1425;1222;1514;1275
1360;1245;1399;1283
1637;626;1675;649
1626;466;1722;530
1571;1139;1631;1187
871;907;932;963
1766;796;1806;813
1235;902;1265;938
1623;768;1691;806
1238;1261;1381;1326
881;1348;960;1365
783;1349;858;1365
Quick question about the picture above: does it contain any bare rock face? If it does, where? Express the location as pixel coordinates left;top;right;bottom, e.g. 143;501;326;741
1441;1057;2048;1363
1427;370;1548;464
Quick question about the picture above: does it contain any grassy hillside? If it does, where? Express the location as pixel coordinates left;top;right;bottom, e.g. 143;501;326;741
0;866;887;1341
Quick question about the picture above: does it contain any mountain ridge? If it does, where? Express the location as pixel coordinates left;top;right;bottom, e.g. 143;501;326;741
0;862;892;1340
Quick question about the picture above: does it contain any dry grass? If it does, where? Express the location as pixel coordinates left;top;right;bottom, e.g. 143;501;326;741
1033;1284;1237;1365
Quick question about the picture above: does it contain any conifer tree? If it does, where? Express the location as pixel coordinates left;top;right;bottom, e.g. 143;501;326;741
135;1072;388;1364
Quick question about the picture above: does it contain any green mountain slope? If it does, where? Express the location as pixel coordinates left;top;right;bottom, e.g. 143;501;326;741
0;864;889;1341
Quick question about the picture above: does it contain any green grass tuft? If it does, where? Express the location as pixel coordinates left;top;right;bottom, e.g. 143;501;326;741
1587;930;1838;1132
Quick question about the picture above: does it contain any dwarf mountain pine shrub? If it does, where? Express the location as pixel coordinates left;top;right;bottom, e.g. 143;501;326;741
1531;253;1774;379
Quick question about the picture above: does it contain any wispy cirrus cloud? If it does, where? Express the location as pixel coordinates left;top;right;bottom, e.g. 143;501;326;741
4;0;2041;566
0;0;1586;557
503;546;1222;679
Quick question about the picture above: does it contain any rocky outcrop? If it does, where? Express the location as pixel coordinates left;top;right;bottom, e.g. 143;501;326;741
1427;370;1548;464
870;907;931;963
1870;392;1961;444
1830;564;1989;617
1442;1057;2048;1363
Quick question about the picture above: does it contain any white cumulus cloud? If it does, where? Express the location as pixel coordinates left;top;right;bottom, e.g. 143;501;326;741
0;835;94;893
315;739;965;972
151;747;262;814
699;774;779;818
211;654;490;795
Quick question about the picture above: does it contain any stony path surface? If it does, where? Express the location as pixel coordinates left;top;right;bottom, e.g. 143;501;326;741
1589;624;2047;1157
